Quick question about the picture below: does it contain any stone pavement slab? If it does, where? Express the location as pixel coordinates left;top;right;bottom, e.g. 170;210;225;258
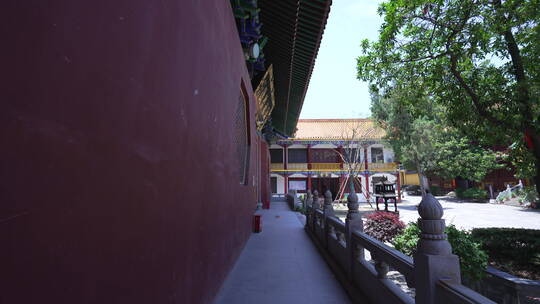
335;194;540;230
397;195;540;230
214;200;352;304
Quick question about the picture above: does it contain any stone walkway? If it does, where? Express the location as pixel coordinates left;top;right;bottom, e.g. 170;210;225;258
214;200;352;304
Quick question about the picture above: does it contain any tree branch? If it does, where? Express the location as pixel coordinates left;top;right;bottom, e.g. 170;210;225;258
492;0;533;128
399;51;449;63
449;54;513;129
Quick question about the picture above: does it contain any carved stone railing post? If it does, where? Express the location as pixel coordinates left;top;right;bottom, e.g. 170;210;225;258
374;259;389;279
305;190;313;229
323;189;335;218
323;190;335;248
305;189;313;207
313;190;320;209
312;190;319;229
345;182;363;233
345;182;364;279
414;193;461;304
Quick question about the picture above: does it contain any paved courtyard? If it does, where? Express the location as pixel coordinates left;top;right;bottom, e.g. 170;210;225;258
336;194;540;230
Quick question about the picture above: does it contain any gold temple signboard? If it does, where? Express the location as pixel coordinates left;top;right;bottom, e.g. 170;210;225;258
254;65;275;132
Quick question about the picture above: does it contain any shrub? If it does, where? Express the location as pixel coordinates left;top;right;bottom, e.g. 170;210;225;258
364;211;405;243
430;185;443;196
471;228;540;266
393;223;488;282
515;186;539;204
446;226;488;282
393;223;421;256
456;187;488;200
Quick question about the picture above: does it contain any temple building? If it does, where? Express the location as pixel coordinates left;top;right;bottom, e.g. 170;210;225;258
269;119;402;202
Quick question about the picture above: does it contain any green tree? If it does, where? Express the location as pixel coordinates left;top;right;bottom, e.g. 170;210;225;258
358;0;540;198
371;86;501;193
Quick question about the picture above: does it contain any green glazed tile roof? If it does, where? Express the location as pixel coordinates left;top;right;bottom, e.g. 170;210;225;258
258;0;332;137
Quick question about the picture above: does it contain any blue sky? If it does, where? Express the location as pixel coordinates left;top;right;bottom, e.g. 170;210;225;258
300;0;384;119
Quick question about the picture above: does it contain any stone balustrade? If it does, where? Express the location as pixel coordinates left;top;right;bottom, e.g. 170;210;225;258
285;190;301;209
305;190;496;304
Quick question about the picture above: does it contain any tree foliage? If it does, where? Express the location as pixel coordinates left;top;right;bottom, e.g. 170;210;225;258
371;86;501;183
358;0;540;197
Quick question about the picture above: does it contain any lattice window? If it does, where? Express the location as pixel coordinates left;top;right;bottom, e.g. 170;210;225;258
270;149;283;163
287;149;307;163
371;148;384;163
311;149;339;163
234;88;250;185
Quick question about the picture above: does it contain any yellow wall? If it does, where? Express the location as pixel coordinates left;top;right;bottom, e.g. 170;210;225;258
400;171;420;185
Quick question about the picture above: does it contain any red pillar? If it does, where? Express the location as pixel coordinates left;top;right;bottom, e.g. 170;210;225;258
307;144;312;192
364;146;370;200
283;144;288;194
364;146;369;170
307;144;312;170
260;140;270;209
338;146;344;199
283;144;288;170
338;145;344;169
338;173;345;198
364;174;370;200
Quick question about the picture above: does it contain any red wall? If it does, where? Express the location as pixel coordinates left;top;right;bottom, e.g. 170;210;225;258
483;168;520;191
259;140;271;209
0;1;257;303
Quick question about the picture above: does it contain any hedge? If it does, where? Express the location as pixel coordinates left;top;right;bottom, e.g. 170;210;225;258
471;228;540;266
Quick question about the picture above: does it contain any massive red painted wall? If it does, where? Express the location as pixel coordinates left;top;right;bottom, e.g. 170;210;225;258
0;1;257;303
259;140;271;208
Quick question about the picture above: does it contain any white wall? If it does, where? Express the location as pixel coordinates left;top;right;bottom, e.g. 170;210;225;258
271;174;285;194
312;143;337;149
289;173;307;178
384;148;395;163
288;144;307;149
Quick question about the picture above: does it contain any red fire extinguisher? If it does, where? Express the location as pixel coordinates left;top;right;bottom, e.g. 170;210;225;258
253;214;262;233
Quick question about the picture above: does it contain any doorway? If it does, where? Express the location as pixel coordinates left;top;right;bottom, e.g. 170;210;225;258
311;177;339;200
271;177;277;194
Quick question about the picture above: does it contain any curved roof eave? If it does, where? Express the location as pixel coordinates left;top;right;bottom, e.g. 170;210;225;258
258;0;332;137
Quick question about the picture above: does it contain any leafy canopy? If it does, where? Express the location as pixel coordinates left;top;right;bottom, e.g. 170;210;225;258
371;86;501;182
358;0;540;183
